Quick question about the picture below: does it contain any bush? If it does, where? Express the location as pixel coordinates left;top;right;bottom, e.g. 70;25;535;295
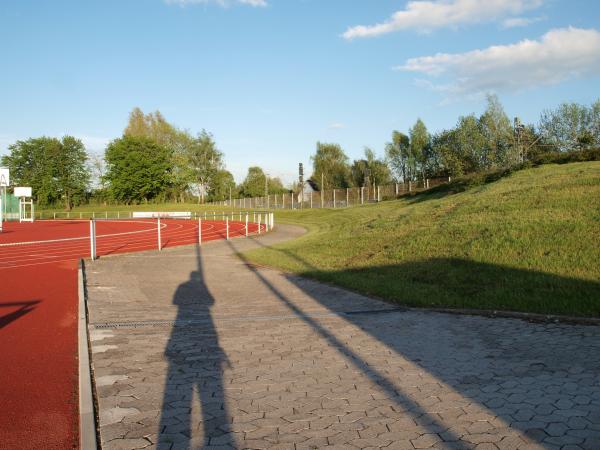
425;148;600;196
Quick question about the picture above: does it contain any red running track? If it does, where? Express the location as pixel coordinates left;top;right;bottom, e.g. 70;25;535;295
0;218;262;449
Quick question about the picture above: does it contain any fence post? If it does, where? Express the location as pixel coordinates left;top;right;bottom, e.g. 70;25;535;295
310;191;313;209
271;212;274;230
245;213;248;237
346;188;349;207
321;190;324;208
408;181;412;192
448;176;452;183
361;187;364;205
90;219;96;260
258;213;261;234
226;217;229;240
54;212;56;219
377;186;381;202
395;183;399;196
157;217;162;251
333;189;336;208
426;179;430;189
198;218;202;245
291;193;294;210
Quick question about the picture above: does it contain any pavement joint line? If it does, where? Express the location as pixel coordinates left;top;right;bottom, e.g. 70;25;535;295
78;259;99;450
89;308;406;329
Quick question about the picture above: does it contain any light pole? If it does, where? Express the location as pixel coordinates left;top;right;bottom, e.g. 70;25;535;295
265;173;269;209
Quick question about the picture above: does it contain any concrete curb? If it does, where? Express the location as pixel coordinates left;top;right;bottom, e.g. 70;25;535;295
242;263;600;327
78;259;99;450
418;306;600;326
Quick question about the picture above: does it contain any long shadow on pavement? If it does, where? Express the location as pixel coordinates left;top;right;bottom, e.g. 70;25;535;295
232;237;600;449
157;244;234;449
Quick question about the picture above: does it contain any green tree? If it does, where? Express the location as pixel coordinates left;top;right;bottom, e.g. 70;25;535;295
2;136;89;208
104;136;171;204
240;166;268;198
479;94;515;167
539;100;600;151
185;131;224;203
385;131;410;181
351;148;391;187
210;169;236;201
433;115;487;176
311;142;352;190
54;136;90;209
124;108;225;202
409;118;431;181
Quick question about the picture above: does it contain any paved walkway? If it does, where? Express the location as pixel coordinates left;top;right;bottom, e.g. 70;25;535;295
85;225;600;450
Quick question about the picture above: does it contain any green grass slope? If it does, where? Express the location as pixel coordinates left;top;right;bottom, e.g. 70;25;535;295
245;162;600;317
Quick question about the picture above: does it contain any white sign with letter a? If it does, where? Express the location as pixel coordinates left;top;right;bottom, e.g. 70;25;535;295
0;167;9;187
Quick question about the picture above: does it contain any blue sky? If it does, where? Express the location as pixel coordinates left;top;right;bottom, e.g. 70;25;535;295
1;0;599;184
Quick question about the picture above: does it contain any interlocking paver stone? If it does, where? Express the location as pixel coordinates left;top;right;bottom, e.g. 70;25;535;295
86;224;600;450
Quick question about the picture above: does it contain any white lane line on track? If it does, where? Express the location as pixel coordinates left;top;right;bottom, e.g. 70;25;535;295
0;225;240;260
0;220;161;247
0;222;251;260
0;220;197;256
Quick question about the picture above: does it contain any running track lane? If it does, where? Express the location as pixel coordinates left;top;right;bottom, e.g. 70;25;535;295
0;218;263;449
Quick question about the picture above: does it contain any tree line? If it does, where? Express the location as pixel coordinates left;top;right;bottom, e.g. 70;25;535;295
2;96;599;208
311;95;600;191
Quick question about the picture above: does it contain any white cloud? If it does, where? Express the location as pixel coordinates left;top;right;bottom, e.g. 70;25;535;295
396;27;600;98
501;15;544;28
343;0;543;39
328;123;346;130
165;0;267;7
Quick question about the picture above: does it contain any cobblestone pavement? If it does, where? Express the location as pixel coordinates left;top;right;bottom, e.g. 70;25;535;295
85;225;600;450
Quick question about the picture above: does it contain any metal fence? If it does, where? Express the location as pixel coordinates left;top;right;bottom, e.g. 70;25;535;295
210;177;451;210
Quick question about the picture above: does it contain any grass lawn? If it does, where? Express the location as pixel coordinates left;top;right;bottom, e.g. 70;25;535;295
244;162;600;317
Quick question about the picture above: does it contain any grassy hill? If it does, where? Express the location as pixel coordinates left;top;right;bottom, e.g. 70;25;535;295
244;162;600;317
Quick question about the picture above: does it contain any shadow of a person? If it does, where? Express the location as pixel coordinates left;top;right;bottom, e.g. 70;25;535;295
157;245;234;449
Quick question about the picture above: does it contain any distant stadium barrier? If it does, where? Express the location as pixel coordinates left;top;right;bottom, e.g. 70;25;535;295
132;211;192;219
205;177;451;210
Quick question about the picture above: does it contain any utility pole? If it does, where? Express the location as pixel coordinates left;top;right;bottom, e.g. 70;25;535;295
229;185;232;206
265;173;269;209
299;163;304;210
321;172;324;208
514;117;526;163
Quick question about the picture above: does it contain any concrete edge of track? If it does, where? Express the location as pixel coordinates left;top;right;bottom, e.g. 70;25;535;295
78;260;99;450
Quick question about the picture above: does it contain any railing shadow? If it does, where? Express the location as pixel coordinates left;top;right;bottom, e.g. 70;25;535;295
0;300;40;329
232;237;600;449
157;244;233;449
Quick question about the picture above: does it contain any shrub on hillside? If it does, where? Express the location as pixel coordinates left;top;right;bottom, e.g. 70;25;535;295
424;148;600;196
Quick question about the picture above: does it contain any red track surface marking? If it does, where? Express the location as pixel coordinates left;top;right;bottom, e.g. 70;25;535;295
0;218;263;449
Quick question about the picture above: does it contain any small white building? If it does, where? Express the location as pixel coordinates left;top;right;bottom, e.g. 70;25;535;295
299;179;319;202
